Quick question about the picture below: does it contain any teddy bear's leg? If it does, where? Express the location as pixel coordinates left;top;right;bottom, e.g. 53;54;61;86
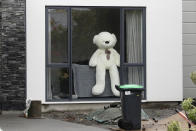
109;65;120;96
92;66;106;95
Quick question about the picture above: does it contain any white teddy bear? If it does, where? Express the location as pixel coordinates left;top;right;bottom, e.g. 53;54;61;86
89;32;120;96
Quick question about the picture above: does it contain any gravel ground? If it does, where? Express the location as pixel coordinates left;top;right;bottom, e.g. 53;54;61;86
42;103;182;130
143;103;182;120
42;110;115;129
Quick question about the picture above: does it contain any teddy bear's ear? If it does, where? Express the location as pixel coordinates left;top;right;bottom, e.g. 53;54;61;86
112;33;117;43
93;35;98;44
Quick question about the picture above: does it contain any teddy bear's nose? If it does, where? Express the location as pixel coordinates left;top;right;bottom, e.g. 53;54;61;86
105;41;110;44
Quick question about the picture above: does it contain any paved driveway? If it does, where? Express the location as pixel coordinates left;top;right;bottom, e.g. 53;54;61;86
0;112;109;131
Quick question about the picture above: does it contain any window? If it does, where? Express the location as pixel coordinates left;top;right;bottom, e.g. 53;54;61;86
121;9;146;98
46;7;146;101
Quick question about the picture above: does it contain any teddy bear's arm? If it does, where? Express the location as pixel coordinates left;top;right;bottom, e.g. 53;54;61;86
89;49;100;67
112;49;120;67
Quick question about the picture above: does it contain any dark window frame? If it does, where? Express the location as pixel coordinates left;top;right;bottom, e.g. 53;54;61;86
45;6;146;102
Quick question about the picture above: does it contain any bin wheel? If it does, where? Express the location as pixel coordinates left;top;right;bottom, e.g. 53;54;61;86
118;119;133;130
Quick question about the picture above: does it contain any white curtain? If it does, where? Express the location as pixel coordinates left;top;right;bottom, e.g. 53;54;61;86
126;10;144;85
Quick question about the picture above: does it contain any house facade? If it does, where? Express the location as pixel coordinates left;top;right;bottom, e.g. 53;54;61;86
1;0;194;110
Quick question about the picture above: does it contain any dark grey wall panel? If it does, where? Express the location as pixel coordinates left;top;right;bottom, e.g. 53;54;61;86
183;1;196;12
183;34;196;45
184;88;196;98
183;66;196;88
183;0;196;98
0;0;26;110
184;66;196;79
183;12;196;22
184;77;195;88
183;45;196;55
184;55;196;66
183;23;196;33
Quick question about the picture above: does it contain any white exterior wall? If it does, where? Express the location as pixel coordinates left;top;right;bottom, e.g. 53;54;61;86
26;0;182;103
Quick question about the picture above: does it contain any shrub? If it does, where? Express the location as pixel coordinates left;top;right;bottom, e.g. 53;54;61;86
181;98;196;124
181;98;194;111
187;108;196;123
167;121;181;131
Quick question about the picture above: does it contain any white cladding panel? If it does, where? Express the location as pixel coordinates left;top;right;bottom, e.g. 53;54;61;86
26;0;182;103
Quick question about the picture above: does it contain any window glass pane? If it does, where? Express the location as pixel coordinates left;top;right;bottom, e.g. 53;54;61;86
124;9;143;64
122;66;144;85
72;8;120;64
48;9;68;63
46;68;69;100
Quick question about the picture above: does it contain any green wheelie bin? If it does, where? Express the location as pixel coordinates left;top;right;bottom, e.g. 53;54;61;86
115;84;144;130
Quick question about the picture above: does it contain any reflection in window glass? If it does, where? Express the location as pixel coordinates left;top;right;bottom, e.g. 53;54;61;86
48;9;68;63
125;10;143;63
47;68;69;100
71;8;120;64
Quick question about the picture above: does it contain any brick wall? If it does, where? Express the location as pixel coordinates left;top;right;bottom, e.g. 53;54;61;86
0;0;26;110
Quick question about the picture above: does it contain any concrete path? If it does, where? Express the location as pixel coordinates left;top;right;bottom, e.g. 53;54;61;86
0;112;109;131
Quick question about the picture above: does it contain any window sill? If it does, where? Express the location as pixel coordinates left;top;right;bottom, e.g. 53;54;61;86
43;99;147;104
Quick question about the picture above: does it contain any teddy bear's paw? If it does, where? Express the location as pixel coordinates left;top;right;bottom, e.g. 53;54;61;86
92;85;105;95
89;62;96;67
112;89;120;97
